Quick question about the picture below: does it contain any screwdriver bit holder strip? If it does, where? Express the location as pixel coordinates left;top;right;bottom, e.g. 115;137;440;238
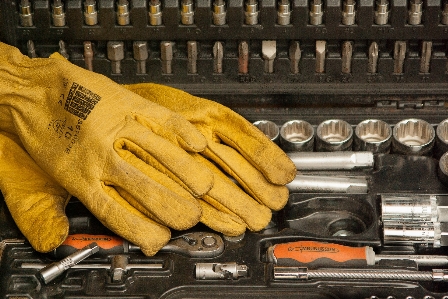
2;0;448;100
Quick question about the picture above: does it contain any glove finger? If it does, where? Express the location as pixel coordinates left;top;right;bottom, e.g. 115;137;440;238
195;154;272;232
117;116;213;197
198;201;247;237
106;151;202;230
203;142;290;211
125;83;296;185
90;184;171;256
0;132;70;253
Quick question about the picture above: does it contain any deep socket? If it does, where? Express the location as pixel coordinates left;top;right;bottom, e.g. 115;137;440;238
316;119;353;152
213;0;226;25
354;119;392;153
279;120;314;152
277;0;291;25
392;118;435;156
245;0;259;25
181;0;194;25
52;0;66;27
149;0;162;25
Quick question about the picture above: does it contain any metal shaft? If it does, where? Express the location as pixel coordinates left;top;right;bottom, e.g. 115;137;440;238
287;151;374;170
274;266;448;282
286;175;368;193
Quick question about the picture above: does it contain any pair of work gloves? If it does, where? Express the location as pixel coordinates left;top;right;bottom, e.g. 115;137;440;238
0;42;296;256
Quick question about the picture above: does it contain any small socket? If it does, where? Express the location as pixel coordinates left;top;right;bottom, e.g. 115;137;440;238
253;120;280;143
280;120;315;152
149;0;162;25
19;0;34;27
310;0;323;25
181;0;194;25
392;118;435;156
52;0;66;27
245;0;259;25
342;0;356;25
408;0;423;25
316;119;353;152
117;0;130;26
354;119;392;153
277;0;291;25
84;0;98;25
213;0;226;25
375;0;389;25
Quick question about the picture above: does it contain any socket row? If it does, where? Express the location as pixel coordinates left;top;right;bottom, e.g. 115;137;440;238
17;0;448;28
31;39;446;76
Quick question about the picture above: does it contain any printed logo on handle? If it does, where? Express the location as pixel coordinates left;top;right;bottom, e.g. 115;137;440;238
65;82;101;120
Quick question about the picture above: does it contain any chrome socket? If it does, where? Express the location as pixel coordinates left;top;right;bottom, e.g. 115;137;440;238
342;0;356;26
116;0;130;26
181;0;194;25
213;0;226;25
149;0;162;25
279;120;314;152
436;118;448;158
408;0;423;25
309;0;323;25
392;119;435;156
316;119;353;152
84;0;98;25
354;119;392;153
253;120;280;143
245;0;259;25
277;0;291;25
19;0;34;27
374;0;389;25
52;0;66;27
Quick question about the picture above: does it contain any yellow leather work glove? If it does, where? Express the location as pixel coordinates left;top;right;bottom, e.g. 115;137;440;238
0;132;70;253
0;42;215;255
125;83;297;236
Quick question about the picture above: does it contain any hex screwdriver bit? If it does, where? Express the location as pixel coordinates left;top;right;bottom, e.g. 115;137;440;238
107;41;125;74
213;41;224;74
161;41;173;74
238;41;249;74
393;41;406;74
289;41;301;74
368;42;379;73
133;41;148;74
420;41;432;74
187;41;198;74
58;40;69;59
262;40;276;73
315;40;326;73
27;40;37;58
341;41;353;74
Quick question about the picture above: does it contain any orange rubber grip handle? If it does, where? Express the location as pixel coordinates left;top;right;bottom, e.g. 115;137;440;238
272;241;367;264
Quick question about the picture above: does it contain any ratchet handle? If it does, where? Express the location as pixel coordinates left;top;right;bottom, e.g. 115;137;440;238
267;241;374;267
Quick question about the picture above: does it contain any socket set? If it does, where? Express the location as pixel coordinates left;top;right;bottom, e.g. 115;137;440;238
3;0;448;298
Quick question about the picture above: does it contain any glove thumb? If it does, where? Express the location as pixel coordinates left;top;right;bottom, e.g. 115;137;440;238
0;132;70;252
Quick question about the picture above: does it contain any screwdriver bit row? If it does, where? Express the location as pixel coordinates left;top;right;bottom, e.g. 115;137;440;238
17;0;448;27
79;40;440;75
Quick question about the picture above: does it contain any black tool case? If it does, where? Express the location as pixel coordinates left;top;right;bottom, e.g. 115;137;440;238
2;0;448;298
